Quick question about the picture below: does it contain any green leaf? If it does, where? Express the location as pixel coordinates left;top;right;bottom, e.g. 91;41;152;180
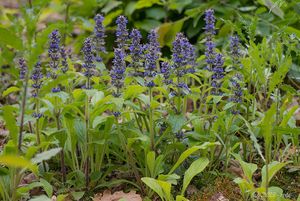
32;148;62;164
261;161;288;187
157;19;186;47
258;0;284;19
232;153;257;182
57;194;68;201
157;180;172;201
181;157;209;195
29;195;51;201
169;142;218;174
71;192;85;200
0;27;23;50
167;114;186;133
2;86;20;97
0;155;38;174
124;85;146;99
141;177;165;201
40;178;53;197
147;151;156;177
135;0;162;9
2;105;18;144
176;195;189;201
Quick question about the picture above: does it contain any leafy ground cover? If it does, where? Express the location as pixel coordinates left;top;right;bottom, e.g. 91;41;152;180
0;0;300;201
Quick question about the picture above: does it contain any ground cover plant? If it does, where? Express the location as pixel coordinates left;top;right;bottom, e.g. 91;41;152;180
0;0;300;201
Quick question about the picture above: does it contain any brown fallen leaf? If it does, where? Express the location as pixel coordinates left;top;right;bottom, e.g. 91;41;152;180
93;190;142;201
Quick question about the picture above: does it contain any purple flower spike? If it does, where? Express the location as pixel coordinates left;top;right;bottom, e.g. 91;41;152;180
116;16;129;49
82;38;95;78
110;48;126;91
18;58;28;80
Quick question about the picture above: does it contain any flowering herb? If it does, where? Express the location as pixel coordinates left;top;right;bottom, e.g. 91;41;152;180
211;53;224;95
18;58;28;80
116;15;129;49
129;28;144;76
161;61;172;84
31;59;43;98
144;29;160;87
171;33;196;97
110;48;126;95
48;30;62;92
204;9;216;72
60;46;69;73
229;35;243;114
82;38;95;81
94;14;106;62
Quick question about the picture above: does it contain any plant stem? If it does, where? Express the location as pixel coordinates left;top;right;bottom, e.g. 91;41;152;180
149;87;155;151
85;77;90;189
18;72;29;152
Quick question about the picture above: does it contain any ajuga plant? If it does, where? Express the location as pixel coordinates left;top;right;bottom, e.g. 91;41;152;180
0;6;299;201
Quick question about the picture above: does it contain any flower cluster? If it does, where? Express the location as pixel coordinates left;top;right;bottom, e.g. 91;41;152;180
129;29;144;76
110;48;126;94
161;62;172;84
82;38;95;79
94;14;106;62
230;35;240;59
170;33;196;96
31;59;43;98
48;30;62;92
60;46;69;73
229;35;243;114
48;30;61;71
116;16;129;49
144;30;160;87
18;58;27;79
172;32;196;76
204;9;225;95
211;53;224;95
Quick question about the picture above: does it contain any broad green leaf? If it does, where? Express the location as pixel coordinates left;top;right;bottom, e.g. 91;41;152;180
269;57;291;93
141;177;165;201
71;191;85;200
157;180;172;201
158;174;180;185
261;161;288;187
167;114;186;133
32;148;62;164
181;157;209;195
40;178;53;197
135;0;161;9
57;194;68;201
0;155;38;174
29;195;51;201
91;91;104;106
176;195;189;201
124;85;146;99
2;86;20;97
147;151;156;177
157;19;186;47
232;153;257;182
92;116;109;128
0;27;23;50
2;105;18;143
169;142;218;174
258;0;284;19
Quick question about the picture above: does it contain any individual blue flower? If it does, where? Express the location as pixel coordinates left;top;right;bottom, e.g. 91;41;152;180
129;29;144;75
94;14;106;62
82;38;95;78
116;15;129;49
110;48;126;93
18;58;27;80
31;59;43;97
